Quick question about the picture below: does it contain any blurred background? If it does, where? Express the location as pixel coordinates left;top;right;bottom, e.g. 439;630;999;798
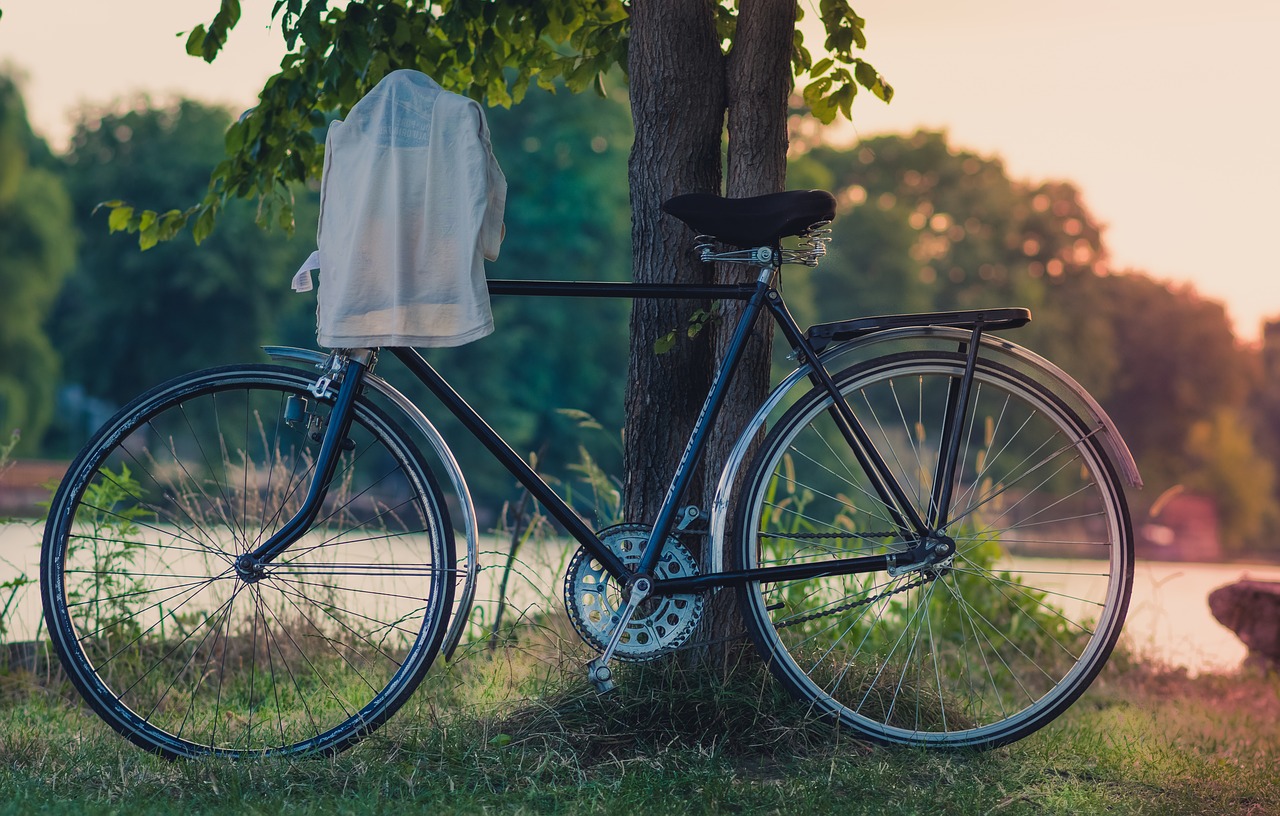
2;0;1278;672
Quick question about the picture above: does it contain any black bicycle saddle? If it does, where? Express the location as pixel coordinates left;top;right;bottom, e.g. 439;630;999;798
661;189;836;248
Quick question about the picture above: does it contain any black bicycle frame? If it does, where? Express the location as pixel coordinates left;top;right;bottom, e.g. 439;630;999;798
251;273;981;596
399;274;953;591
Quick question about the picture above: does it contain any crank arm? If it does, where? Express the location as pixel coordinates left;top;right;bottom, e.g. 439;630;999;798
585;575;653;693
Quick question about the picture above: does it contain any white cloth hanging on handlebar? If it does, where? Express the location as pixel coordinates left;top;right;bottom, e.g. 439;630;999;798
297;69;507;348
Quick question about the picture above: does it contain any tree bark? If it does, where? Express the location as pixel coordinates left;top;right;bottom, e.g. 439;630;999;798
625;0;795;671
701;0;796;657
705;0;795;519
623;0;726;522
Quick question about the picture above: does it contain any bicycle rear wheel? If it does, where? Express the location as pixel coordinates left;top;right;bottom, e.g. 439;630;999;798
41;365;455;758
736;351;1132;748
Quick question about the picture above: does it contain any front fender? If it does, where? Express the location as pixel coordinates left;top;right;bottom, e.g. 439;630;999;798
262;346;478;661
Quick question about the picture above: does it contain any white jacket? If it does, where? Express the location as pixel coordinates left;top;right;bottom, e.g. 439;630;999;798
299;70;507;348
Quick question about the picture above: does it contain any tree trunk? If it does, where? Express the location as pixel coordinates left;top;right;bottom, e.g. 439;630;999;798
623;0;725;522
701;0;796;661
624;0;795;671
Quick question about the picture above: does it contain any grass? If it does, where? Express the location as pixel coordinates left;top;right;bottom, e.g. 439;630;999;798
0;651;1276;815
8;420;1275;812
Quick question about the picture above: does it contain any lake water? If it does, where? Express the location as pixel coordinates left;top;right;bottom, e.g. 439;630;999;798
3;521;1277;674
1123;558;1280;671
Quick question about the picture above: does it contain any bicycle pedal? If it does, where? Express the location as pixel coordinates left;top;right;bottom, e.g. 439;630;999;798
675;505;705;532
586;659;617;694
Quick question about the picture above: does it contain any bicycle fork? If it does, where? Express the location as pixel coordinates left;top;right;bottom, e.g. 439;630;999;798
234;350;372;582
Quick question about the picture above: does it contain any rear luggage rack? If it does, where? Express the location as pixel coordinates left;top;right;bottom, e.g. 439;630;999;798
806;308;1031;353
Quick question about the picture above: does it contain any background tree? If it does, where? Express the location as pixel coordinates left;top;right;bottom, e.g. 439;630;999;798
1250;319;1280;548
792;130;1278;552
0;72;74;453
1083;272;1277;551
795;131;1117;393
1181;408;1277;556
1087;274;1251;487
47;98;319;449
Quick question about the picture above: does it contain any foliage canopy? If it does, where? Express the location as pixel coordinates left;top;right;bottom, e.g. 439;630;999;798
98;0;891;248
49;99;319;412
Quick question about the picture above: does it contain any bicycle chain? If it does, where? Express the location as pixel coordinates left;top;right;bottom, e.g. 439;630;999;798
756;530;935;629
569;527;929;657
653;566;939;656
774;570;938;630
761;531;898;542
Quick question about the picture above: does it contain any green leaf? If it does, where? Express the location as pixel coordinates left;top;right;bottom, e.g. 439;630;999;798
792;38;812;73
832;84;856;120
811;57;834;76
222;0;242;29
802;77;833;109
853;60;878;90
192;206;217;245
298;2;326;50
686;306;716;338
224;120;247;154
139;224;160;251
107;206;134;233
565;59;595;94
185;25;208;58
276;199;295;232
809;93;838;125
654;331;677;355
826;28;854;56
159;209;187;238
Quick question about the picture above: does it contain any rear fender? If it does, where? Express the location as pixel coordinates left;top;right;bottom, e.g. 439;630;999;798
707;327;1141;577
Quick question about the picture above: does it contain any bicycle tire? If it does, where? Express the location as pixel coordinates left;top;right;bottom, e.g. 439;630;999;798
735;351;1132;748
41;364;455;758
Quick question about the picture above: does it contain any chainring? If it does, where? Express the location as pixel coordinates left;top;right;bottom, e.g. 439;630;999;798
563;523;704;661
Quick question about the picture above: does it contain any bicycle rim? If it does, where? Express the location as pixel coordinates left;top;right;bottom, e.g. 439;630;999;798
736;352;1132;748
41;365;455;758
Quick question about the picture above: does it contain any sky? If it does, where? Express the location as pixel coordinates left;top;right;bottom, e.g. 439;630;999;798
1;0;1277;341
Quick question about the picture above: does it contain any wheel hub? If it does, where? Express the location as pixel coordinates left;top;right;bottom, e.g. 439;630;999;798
887;533;956;577
234;553;266;584
564;524;703;661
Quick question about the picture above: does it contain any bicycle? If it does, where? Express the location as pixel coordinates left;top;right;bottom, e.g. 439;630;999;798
41;189;1138;759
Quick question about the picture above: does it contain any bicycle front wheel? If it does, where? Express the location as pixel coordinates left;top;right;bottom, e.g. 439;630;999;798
736;351;1132;748
41;365;455;758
